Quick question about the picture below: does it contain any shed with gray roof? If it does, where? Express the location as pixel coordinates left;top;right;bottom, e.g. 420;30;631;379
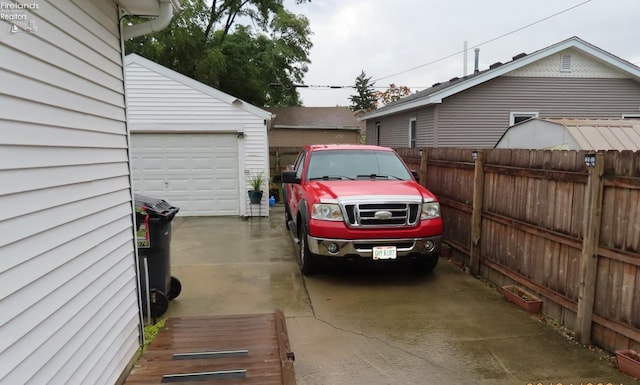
495;118;640;150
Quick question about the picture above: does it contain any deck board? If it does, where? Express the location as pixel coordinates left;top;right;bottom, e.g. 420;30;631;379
125;311;296;385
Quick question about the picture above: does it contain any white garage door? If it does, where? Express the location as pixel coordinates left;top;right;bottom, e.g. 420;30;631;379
131;133;239;216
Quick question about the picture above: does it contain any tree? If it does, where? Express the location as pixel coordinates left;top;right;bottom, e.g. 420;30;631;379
375;83;412;106
349;70;377;111
124;0;311;107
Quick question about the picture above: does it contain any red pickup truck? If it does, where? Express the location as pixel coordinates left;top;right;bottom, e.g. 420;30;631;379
282;144;443;275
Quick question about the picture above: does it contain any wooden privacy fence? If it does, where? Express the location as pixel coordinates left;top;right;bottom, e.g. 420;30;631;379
396;147;640;354
270;147;300;180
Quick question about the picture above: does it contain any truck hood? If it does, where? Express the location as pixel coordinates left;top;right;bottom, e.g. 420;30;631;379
308;180;437;202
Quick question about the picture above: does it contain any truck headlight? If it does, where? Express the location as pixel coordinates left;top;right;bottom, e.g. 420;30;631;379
311;203;343;221
421;201;440;220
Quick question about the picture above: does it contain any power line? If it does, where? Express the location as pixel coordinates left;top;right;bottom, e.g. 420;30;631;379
372;0;592;82
280;84;424;89
288;0;593;90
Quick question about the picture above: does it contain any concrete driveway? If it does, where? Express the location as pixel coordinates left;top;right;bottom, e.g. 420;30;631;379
166;205;635;385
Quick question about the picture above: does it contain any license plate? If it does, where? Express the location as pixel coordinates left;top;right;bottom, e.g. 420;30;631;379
373;246;397;260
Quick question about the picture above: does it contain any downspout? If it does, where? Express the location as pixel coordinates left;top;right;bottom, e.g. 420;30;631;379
119;0;177;346
123;0;175;40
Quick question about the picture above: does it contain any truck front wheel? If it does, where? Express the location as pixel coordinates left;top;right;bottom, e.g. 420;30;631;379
299;226;320;276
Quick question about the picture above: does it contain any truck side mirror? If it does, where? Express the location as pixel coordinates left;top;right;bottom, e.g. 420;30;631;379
411;170;419;183
282;170;301;184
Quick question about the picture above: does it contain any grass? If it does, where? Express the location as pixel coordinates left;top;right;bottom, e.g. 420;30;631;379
142;318;166;351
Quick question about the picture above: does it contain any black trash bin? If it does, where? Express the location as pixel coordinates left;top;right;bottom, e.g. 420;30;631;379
134;194;181;318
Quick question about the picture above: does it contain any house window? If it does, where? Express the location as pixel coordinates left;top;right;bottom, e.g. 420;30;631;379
409;118;417;148
376;122;381;145
509;112;538;126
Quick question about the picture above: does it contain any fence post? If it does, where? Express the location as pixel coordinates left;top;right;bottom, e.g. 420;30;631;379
419;148;428;187
470;150;485;276
576;152;605;345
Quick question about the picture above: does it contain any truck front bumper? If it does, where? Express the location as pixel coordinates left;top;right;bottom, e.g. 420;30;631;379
306;235;442;258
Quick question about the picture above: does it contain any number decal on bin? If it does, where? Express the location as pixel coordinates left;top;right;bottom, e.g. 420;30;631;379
135;206;150;248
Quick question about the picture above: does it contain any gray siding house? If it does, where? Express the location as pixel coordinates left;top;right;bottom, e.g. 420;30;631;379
495;118;640;150
0;1;179;384
360;37;640;148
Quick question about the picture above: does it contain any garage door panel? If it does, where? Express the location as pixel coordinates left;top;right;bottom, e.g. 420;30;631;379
133;177;165;193
192;179;215;191
216;158;237;170
192;199;217;212
218;199;239;214
192;157;215;170
168;178;191;192
217;178;238;189
131;133;240;216
165;157;191;171
137;157;165;170
196;134;235;148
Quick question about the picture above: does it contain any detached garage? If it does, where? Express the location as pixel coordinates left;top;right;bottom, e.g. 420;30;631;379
125;54;272;216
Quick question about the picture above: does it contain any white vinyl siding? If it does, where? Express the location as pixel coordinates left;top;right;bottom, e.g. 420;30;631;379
507;49;629;79
125;56;271;216
0;1;140;385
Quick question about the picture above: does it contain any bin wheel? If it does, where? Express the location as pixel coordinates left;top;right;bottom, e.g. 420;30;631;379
149;289;169;318
168;276;182;300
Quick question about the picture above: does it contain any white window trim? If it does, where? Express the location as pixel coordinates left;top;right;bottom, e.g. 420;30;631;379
509;111;539;126
409;117;417;148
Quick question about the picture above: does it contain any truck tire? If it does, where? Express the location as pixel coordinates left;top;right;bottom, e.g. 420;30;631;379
149;289;169;318
167;276;182;300
285;206;292;228
299;226;320;276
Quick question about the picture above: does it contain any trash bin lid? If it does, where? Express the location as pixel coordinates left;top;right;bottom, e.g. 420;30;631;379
134;194;180;219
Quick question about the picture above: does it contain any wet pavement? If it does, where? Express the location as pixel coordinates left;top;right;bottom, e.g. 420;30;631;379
166;205;637;385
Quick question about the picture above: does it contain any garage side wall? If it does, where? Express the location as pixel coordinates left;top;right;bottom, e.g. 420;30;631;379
0;1;140;384
125;58;271;216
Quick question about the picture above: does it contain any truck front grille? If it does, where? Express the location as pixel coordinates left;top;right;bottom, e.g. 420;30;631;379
343;203;420;227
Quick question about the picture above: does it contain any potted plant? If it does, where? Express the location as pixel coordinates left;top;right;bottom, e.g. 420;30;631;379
247;171;265;204
501;285;542;314
616;349;640;379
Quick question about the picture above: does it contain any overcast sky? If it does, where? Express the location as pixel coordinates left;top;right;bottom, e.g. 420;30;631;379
284;0;640;107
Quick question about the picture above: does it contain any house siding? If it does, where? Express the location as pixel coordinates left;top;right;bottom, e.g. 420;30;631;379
270;129;360;147
416;106;437;147
438;77;640;147
0;1;140;384
377;113;414;147
365;121;376;145
507;48;629;79
125;59;271;216
374;76;640;148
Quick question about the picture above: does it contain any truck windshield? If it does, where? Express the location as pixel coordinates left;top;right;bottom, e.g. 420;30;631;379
306;150;413;181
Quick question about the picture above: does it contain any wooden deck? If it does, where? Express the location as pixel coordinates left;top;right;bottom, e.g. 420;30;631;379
125;311;296;385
